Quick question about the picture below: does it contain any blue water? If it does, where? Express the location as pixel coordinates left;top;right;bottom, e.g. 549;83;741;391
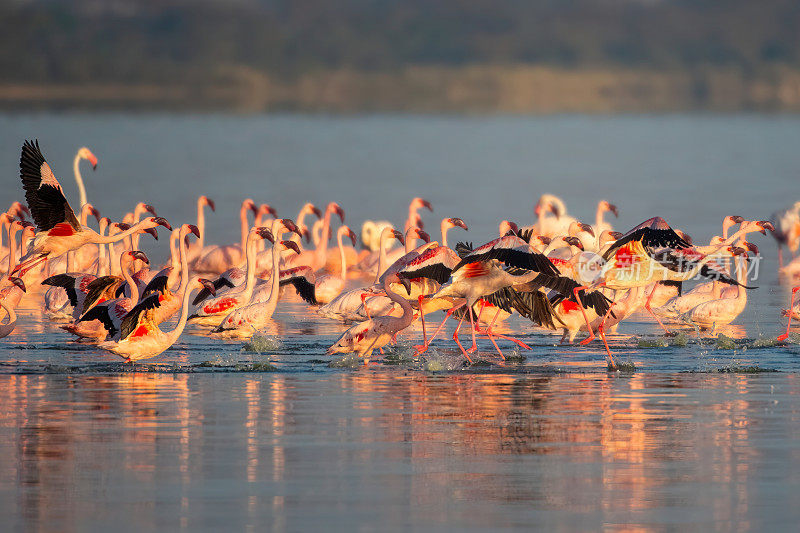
1;113;800;529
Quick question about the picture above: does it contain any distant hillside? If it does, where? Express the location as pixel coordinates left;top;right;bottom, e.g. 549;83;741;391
3;0;800;111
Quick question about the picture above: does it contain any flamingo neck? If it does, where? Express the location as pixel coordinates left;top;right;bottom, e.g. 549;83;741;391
121;257;140;304
405;227;417;253
6;226;17;276
73;154;88;209
196;199;206;250
383;277;414;329
0;300;16;327
338;228;347;280
96;222;152;244
97;224;107;276
266;241;282;312
166;277;196;345
375;228;392;284
176;228;191;298
315;207;334;267
441;220;449;249
167;230;181;289
241;233;259;300
240;205;250;251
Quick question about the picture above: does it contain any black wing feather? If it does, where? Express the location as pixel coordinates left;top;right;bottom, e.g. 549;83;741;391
81;276;121;315
453;247;560;277
192;277;235;306
398;263;452;285
142;274;170;299
279;277;318;305
77;305;117;337
19;139;80;232
42;273;80;307
119;294;162;341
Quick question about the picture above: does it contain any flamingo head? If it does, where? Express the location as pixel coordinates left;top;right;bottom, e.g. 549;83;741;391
8;202;30;221
8;276;26;293
153;217;172;231
301;226;312;243
728;246;748;258
281;240;301;255
185;224;201;239
139;203;157;217
255;226;275;244
601;201;619;217
499;220;518;236
277;218;301;237
537;236;551;246
99;217;111;230
392;229;405;247
200;196;216;212
414;228;430;243
564;236;584;251
757;220;775;234
675;230;693;245
127;250;149;265
574;222;595;237
243;199;258;215
448;218;468;231
412;197;433;212
83;203;101;223
743;241;759;255
260;204;278;218
330;203;345;223
306;203;322;219
197;278;217;297
343;226;357;247
78;147;98;170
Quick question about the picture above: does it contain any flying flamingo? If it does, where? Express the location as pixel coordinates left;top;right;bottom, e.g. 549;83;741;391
192;198;258;274
15;139;170;276
95;277;217;362
326;273;414;363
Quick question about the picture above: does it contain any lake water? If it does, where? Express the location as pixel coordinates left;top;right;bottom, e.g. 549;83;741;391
1;113;800;530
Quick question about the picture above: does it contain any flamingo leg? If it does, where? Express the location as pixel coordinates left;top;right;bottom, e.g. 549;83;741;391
482;308;506;359
415;302;464;354
360;293;372;320
778;286;800;342
452;310;474;363
468;300;486;353
598;325;618;370
645;283;672;335
418;295;428;346
14;254;49;277
574;286;597;345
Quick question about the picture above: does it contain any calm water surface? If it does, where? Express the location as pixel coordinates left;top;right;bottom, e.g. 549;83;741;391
1;113;800;530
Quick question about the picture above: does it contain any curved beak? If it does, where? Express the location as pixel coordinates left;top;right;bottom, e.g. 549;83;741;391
609;231;624;240
348;229;357;247
416;229;430;243
608;203;619;217
264;205;278;217
420;198;433;212
565;236;584;251
758;220;775;234
244;199;258;214
86;150;98;170
301;227;311;243
9;276;26;293
281;219;300;236
398;275;412;295
578;223;595;237
144;227;159;240
310;205;322;218
143;204;157;216
744;242;759;255
187;224;201;238
131;251;150;264
198;278;217;297
449;217;468;231
333;204;345;223
204;196;216;212
89;206;101;222
392;230;405;247
154;217;172;231
282;240;301;255
730;215;744;224
729;246;747;257
537;236;551;246
256;227;275;243
115;222;132;232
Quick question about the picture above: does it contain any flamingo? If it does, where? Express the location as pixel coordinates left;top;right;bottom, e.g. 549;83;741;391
286;202;345;272
684;245;753;329
185;195;215;263
291;203;322;249
16;139;170;276
326;273;414;362
404;197;433;234
211;240;302;338
0;277;26;338
139;224;201;325
593;200;619;234
64;250;150;340
72;146;98;209
189;226;275;326
314;225;357;304
96;278;217;362
192;198;258;274
770;202;800;267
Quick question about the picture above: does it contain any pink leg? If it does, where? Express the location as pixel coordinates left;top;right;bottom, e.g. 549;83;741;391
415;302;464;354
418;295;428;346
574;285;597;345
468;301;486;353
475;308;531;351
598;325;617;370
452;310;474;363
778;286;800;342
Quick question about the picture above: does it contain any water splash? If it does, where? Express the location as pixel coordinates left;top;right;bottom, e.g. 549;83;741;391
241;334;282;353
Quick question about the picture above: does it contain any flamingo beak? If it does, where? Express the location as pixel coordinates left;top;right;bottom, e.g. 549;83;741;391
198;278;217;297
744;242;759;255
731;215;744;224
188;224;201;238
565;236;584;251
154;217;172;231
301;227;311;243
392;230;405;247
144;227;159;240
608;203;619;217
257;227;275;243
416;229;430;243
609;231;623;240
90;206;101;222
144;204;157;216
9;276;26;293
115;222;132;231
334;204;345;223
348;229;357;247
266;205;279;217
131;251;150;264
758;220;775;234
538;236;552;246
729;246;747;257
282;240;301;255
579;223;595;237
281;219;300;236
86;151;98;170
244;199;258;214
310;205;322;218
398;275;412;295
205;197;216;212
421;199;433;212
450;218;468;231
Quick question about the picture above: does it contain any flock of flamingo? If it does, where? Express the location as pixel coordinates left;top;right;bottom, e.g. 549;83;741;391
2;139;800;370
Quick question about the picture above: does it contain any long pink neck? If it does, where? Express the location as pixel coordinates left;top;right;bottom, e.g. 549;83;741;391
383;277;414;331
240;204;250;251
120;256;139;304
196;199;206;250
6;226;19;276
337;227;348;280
375;228;393;284
315;206;334;269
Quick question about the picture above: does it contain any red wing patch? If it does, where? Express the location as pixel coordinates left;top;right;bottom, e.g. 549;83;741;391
131;325;150;338
614;243;640;269
79;277;91;292
549;257;569;267
560;300;580;313
204;297;237;315
461;261;489;279
48;222;75;237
